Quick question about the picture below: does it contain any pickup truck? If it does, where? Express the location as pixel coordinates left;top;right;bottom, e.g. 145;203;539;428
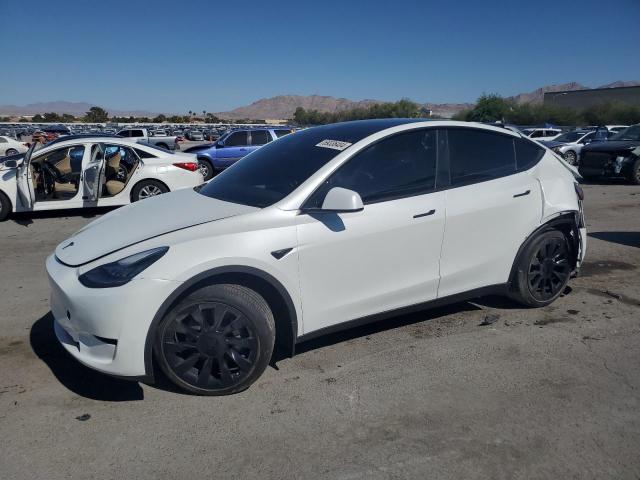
117;128;180;151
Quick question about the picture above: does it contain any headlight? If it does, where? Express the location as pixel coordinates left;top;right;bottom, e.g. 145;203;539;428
552;147;562;153
79;247;169;288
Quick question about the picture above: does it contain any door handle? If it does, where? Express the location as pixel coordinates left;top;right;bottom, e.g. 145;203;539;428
413;209;436;218
513;190;530;198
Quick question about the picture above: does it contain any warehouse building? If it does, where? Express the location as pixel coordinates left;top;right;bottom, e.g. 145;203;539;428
543;86;640;109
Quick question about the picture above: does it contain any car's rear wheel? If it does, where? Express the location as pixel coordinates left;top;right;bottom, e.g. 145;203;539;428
131;180;168;202
0;190;12;221
155;284;275;395
197;158;214;181
563;150;577;166
5;148;18;156
511;230;572;307
628;159;640;185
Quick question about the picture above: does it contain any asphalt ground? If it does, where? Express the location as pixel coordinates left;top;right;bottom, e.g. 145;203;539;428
0;181;639;479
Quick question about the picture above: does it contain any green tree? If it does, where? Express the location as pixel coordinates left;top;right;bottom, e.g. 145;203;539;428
153;114;167;123
32;114;44;122
84;106;109;123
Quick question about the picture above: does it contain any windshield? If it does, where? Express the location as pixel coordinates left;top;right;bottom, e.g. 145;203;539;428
198;120;416;208
554;131;586;143
609;125;640;142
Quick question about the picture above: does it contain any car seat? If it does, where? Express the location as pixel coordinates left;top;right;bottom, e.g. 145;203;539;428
104;151;125;196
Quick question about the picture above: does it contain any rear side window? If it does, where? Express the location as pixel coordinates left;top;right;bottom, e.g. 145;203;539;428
530;130;543;138
306;129;438;207
225;131;248;147
134;148;157;159
130;130;144;138
514;138;544;171
447;129;516;186
250;130;271;146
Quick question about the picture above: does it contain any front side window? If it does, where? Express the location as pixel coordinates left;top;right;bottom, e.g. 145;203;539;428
130;130;144;138
250;130;271;146
306;129;438;207
447;128;516;186
530;130;543;138
224;131;248;147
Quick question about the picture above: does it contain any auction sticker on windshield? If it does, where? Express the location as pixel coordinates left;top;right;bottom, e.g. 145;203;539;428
315;139;352;151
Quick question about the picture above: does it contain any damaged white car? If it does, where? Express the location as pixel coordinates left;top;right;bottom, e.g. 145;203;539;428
0;135;203;221
46;120;587;395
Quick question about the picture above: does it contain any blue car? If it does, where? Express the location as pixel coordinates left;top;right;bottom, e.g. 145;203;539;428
184;127;293;180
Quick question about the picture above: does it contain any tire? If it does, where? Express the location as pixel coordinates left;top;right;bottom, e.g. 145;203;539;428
628;159;640;185
0;190;12;221
154;284;275;395
5;148;18;156
131;180;169;202
563;150;577;166
197;158;214;181
510;230;572;308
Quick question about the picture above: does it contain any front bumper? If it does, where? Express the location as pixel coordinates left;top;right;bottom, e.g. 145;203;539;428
46;254;181;378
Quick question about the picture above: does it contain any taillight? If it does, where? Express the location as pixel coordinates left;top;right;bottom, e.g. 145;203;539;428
173;162;199;172
175;136;184;142
574;182;584;201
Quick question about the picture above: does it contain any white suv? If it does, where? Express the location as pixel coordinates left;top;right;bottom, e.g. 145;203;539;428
47;120;587;395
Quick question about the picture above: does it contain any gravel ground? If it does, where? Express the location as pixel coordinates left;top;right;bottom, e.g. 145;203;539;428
0;182;638;479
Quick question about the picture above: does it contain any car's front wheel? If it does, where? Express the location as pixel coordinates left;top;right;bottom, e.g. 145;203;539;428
154;284;275;395
511;230;572;307
0;190;12;221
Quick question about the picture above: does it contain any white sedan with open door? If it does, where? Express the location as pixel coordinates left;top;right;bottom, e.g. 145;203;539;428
0;135;203;220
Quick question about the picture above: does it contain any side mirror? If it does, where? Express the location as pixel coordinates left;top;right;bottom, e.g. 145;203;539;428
320;187;364;212
216;141;225;148
3;160;18;168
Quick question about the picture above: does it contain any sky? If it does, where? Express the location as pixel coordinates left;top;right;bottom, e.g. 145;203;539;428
1;0;639;114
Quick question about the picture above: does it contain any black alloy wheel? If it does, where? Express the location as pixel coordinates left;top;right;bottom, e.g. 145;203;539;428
527;236;571;302
161;302;258;390
155;284;275;395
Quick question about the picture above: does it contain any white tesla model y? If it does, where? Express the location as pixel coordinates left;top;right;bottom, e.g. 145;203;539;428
46;120;587;395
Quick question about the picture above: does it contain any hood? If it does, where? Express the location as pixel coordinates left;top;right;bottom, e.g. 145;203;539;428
55;188;259;267
582;140;639;154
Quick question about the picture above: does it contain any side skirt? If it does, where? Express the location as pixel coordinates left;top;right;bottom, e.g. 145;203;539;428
295;283;509;345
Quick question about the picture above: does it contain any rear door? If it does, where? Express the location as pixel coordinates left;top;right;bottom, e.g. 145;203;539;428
82;144;104;205
217;131;249;168
438;128;543;298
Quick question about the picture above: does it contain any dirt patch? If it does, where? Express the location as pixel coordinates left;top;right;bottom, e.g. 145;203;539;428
534;317;574;326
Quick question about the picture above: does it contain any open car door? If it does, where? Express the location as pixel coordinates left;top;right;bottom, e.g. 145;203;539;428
16;143;36;209
82;143;104;205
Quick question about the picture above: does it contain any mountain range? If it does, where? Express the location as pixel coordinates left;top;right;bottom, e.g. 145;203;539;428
2;81;638;120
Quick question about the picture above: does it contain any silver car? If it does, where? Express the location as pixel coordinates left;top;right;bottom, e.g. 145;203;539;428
540;130;595;165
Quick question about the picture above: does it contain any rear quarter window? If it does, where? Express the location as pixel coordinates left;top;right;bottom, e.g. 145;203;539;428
515;138;544;171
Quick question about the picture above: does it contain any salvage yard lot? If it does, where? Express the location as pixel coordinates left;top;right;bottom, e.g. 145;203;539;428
0;183;639;479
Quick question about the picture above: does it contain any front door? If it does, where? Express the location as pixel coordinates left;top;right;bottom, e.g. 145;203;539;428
295;128;446;335
15;143;36;210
